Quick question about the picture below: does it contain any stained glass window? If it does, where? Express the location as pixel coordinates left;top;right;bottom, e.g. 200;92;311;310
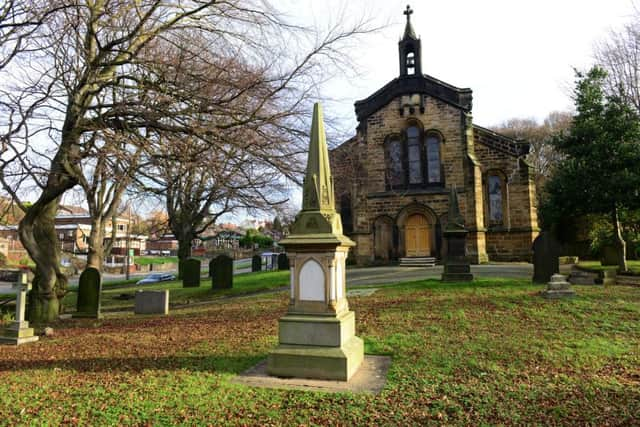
426;135;441;183
406;126;422;184
488;175;503;222
385;137;404;188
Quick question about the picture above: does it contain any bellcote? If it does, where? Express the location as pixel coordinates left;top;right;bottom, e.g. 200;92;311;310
399;4;422;77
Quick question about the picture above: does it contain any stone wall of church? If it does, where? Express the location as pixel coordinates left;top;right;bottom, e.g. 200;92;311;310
474;138;539;261
330;96;538;265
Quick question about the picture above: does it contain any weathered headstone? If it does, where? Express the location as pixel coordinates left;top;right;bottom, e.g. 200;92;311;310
600;245;618;266
540;274;575;299
182;258;201;288
441;188;473;282
0;270;39;345
251;254;262;272
532;231;561;283
208;257;216;279
277;253;290;270
212;254;233;289
134;290;169;315
74;267;102;318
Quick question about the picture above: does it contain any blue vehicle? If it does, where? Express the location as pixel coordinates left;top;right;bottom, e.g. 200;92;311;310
136;273;175;285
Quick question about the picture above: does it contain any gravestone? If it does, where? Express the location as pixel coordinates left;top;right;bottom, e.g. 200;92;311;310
441;188;473;282
135;290;169;314
277;253;289;270
74;267;102;318
0;269;39;345
208;258;216;279
212;254;233;289
600;245;618;266
182;258;201;288
251;254;262;272
540;274;575;299
532;231;561;284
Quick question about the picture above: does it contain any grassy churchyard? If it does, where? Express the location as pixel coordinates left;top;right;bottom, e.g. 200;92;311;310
0;275;638;425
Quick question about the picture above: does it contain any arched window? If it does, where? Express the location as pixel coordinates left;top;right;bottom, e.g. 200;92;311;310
384;136;404;189
406;126;422;184
425;133;442;183
406;51;415;75
487;174;504;224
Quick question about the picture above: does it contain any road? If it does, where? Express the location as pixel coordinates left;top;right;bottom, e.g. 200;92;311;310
4;262;573;293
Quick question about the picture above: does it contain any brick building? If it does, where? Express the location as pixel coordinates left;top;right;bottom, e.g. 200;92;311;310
330;7;538;265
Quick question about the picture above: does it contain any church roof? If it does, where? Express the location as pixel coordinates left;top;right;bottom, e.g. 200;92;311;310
473;125;530;157
354;74;473;123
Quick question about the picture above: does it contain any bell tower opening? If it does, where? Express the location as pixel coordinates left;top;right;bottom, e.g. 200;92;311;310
398;5;422;77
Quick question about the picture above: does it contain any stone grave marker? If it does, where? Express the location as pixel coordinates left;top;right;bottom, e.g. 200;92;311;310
540;274;575;299
212;254;233;289
277;253;289;270
532;231;561;283
74;267;102;318
267;103;363;381
208;257;216;279
251;254;262;272
182;258;201;288
600;245;618;266
0;269;39;345
134;290;169;315
441;187;473;282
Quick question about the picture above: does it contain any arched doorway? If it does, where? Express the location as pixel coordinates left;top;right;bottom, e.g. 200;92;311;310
405;214;431;257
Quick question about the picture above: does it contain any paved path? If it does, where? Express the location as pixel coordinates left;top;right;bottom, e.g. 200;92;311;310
345;263;551;287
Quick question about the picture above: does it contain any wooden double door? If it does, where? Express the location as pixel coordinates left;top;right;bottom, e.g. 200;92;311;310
405;214;431;257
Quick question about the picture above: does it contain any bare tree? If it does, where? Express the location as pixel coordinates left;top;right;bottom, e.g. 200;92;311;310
0;1;376;322
492;111;571;200
595;13;640;112
77;132;141;270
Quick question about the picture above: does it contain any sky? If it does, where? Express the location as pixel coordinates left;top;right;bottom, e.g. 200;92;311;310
279;0;637;132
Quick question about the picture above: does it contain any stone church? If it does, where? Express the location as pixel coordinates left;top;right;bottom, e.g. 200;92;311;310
330;6;539;265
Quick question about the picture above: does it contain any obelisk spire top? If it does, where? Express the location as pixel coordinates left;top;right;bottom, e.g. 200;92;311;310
302;103;334;212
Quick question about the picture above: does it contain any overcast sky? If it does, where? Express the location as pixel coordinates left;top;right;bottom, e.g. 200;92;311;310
280;0;637;133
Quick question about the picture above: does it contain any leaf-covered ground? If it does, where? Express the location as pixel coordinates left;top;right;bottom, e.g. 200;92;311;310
0;278;638;425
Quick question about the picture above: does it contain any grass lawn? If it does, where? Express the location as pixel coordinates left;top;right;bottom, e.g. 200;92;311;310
63;270;290;312
578;260;640;274
133;256;179;265
0;278;638;425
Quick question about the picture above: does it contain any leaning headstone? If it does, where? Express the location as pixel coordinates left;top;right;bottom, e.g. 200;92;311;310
540;274;575;299
74;267;102;318
0;269;39;345
441;188;473;282
134;290;169;315
277;253;289;270
182;258;201;288
532;231;561;283
212;254;233;289
251;254;262;272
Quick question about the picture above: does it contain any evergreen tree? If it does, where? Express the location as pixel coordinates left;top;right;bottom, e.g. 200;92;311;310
542;67;640;271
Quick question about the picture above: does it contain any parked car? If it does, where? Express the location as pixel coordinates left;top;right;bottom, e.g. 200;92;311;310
136;273;176;285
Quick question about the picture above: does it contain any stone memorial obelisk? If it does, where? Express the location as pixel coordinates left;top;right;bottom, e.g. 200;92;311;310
441;187;474;282
267;103;364;381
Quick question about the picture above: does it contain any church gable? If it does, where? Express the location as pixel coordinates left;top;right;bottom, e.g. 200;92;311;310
473;125;530;158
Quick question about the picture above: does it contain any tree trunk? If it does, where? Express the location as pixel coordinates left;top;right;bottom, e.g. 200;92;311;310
86;218;104;271
18;195;67;323
176;232;194;280
612;206;628;272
